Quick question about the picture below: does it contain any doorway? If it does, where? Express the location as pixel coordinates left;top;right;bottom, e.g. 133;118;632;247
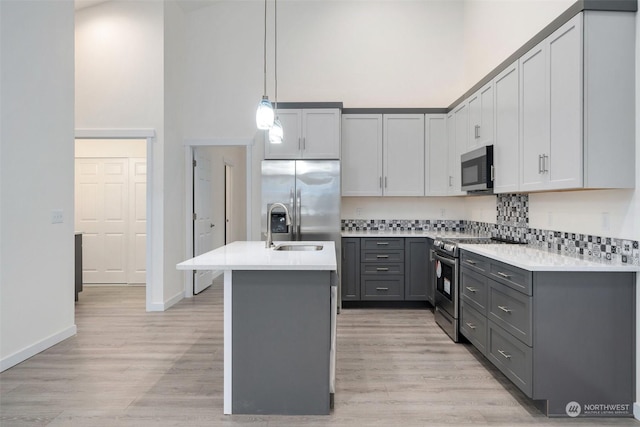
75;138;147;286
184;139;253;298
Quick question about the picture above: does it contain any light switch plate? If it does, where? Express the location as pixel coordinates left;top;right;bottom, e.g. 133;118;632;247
51;209;63;224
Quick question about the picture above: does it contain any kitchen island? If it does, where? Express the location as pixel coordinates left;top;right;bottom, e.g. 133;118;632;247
177;241;337;415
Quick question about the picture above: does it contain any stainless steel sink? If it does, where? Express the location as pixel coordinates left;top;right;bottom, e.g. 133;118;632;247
273;244;323;251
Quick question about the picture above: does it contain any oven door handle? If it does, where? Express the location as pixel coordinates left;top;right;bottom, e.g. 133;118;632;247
433;252;457;268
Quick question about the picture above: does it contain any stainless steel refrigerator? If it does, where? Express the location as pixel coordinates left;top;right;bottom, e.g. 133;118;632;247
262;160;340;246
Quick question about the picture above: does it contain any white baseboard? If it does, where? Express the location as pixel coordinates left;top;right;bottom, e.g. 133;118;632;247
634;402;640;420
0;325;77;372
146;290;184;312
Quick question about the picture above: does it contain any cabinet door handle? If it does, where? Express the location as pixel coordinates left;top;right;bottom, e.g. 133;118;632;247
497;271;511;279
543;154;549;173
474;124;480;139
490;165;495;181
498;349;512;359
538;154;543;174
376;242;389;246
465;259;477;265
449;176;453;186
302;137;306;151
376;287;389;291
384;176;388;188
376;255;389;259
498;305;512;314
465;286;477;293
376;267;389;271
465;322;476;330
379;176;383;189
298;138;302;151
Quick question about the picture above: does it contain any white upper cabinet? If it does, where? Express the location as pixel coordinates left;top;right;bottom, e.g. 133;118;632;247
341;114;383;196
446;104;468;195
493;61;519;194
341;114;424;197
265;108;341;160
425;114;448;196
383;114;425;196
519;11;635;192
467;81;494;151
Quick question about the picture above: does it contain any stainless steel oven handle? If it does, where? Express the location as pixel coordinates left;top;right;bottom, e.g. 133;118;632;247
433;252;457;268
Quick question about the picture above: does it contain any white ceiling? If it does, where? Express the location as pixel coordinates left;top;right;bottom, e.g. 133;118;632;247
75;0;217;13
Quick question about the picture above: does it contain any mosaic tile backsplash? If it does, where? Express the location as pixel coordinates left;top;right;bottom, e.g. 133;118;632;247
342;194;639;265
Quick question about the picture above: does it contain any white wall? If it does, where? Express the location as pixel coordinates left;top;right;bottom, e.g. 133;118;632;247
0;0;76;371
342;197;467;221
75;1;179;310
182;0;465;140
462;0;574;91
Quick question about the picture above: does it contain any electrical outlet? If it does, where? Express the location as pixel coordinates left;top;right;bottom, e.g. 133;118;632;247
440;208;446;218
355;208;363;217
51;209;64;224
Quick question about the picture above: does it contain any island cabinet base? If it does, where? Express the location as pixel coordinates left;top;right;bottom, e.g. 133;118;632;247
229;270;331;415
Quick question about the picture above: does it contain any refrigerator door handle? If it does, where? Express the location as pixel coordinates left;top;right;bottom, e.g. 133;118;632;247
289;188;295;238
296;189;302;240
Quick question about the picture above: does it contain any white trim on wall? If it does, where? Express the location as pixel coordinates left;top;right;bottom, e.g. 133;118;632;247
0;326;77;372
182;138;254;298
74;129;157;311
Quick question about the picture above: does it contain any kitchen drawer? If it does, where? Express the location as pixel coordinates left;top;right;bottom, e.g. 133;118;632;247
362;263;404;275
460;301;488;356
460;268;488;315
361;250;404;263
489;261;532;295
361;238;404;251
488;282;532;346
361;276;404;300
460;251;491;275
488;321;533;397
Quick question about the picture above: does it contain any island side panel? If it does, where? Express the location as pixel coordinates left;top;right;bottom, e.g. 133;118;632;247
231;270;331;415
532;271;636;417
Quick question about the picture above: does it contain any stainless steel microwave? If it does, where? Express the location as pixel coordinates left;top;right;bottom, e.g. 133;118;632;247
461;145;494;193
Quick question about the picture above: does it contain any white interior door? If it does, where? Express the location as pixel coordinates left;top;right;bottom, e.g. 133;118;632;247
75;158;128;284
225;163;234;244
193;149;215;294
128;158;147;284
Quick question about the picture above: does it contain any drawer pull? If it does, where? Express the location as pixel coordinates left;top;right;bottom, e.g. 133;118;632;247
376;255;389;259
465;286;478;293
375;287;389;291
376;267;389;271
465;260;477;265
498;305;512;314
498;349;512;359
497;271;511;279
465;322;476;330
376;242;389;246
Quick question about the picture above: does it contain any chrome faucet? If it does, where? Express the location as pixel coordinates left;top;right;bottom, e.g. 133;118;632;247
266;203;291;248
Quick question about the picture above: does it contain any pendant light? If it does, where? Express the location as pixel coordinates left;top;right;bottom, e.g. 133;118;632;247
256;0;274;130
269;0;284;144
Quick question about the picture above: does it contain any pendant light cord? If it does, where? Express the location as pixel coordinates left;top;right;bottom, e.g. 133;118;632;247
263;0;268;95
274;0;278;112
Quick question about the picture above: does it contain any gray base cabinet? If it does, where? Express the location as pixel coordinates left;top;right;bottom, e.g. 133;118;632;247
460;250;635;417
341;238;360;300
341;237;429;302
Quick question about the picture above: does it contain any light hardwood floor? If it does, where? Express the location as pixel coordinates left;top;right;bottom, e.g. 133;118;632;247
1;281;637;426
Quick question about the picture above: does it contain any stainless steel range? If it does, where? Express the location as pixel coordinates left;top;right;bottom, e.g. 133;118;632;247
431;236;523;342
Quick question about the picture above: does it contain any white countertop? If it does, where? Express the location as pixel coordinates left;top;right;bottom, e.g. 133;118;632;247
176;241;337;271
459;243;640;272
341;230;491;239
